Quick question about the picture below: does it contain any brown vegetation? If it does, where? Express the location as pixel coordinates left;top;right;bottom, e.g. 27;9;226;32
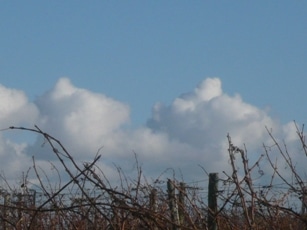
0;124;307;229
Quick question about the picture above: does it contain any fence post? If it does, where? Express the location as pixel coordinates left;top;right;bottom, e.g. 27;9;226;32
150;188;158;230
208;173;218;230
301;186;307;229
150;188;157;211
178;182;185;226
167;179;180;230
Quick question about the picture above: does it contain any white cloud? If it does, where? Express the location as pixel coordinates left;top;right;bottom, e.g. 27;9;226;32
0;136;31;182
195;77;222;101
0;84;39;126
0;84;38;184
143;78;285;179
148;78;277;150
32;77;130;157
0;77;304;185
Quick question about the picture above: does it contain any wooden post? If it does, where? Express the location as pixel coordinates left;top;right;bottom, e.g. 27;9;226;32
150;188;158;230
301;187;307;215
150;188;157;211
208;173;218;230
2;191;10;230
178;182;185;226
301;186;307;230
167;179;179;230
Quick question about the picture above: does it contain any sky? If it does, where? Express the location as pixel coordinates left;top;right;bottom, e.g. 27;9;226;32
0;1;307;188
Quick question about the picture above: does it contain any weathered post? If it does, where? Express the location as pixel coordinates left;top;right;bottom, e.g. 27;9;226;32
208;173;218;230
178;182;185;226
1;189;10;230
150;188;157;211
167;179;180;230
301;186;307;230
150;188;158;230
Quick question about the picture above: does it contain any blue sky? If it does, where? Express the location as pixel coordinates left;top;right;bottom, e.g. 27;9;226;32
1;1;307;124
0;1;307;184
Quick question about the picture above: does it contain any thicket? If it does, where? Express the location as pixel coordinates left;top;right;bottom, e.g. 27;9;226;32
0;124;307;229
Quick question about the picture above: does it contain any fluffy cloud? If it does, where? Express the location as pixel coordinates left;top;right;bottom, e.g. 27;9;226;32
0;77;303;185
0;137;31;181
32;78;130;157
148;78;277;154
0;84;39;126
0;84;38;182
143;78;283;179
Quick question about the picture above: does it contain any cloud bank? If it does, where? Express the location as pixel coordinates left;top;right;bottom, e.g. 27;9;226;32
0;77;302;185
